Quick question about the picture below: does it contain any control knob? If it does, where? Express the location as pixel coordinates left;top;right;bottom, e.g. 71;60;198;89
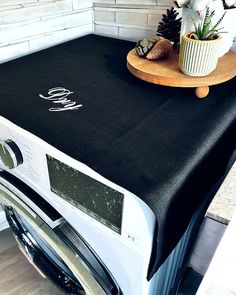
0;140;23;169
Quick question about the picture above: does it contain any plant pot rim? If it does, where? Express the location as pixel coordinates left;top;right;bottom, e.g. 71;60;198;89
182;32;222;42
224;6;236;10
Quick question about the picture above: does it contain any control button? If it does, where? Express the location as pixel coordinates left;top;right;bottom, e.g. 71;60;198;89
0;140;23;169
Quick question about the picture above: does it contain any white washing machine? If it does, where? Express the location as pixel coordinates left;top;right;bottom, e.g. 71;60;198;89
0;116;157;295
0;34;235;295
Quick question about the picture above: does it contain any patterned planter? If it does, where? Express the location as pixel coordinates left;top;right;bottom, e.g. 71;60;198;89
179;33;222;77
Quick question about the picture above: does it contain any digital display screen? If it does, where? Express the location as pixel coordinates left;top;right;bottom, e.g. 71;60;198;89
46;155;124;234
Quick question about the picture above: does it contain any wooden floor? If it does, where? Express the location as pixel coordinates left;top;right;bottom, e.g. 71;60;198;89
0;229;65;295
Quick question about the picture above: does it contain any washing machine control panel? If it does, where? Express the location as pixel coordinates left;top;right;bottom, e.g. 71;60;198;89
0;140;23;169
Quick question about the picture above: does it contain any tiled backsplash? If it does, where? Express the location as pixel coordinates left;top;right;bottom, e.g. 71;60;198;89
94;0;172;5
0;0;94;63
94;7;167;41
94;0;171;41
0;0;172;63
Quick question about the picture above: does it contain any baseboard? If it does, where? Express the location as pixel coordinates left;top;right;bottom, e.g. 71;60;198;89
0;211;9;231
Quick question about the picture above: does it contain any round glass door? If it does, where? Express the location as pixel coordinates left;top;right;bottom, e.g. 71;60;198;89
5;206;85;295
0;177;119;295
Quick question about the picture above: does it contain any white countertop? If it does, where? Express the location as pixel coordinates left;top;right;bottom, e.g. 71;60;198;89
207;161;236;223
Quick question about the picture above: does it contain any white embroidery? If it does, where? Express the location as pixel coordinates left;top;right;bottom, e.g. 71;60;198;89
39;87;82;112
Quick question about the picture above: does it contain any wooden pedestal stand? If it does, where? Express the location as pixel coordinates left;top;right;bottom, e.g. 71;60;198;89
127;50;236;99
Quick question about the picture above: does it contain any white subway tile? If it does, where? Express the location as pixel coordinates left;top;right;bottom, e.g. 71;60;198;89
0;1;73;24
148;13;164;27
0;18;40;30
118;27;155;41
72;0;93;10
95;24;118;36
157;0;173;6
116;12;148;26
36;0;61;2
0;0;37;6
0;42;9;48
94;10;115;22
116;0;157;5
0;41;29;64
0;5;21;11
93;0;116;3
29;24;93;52
1;10;93;44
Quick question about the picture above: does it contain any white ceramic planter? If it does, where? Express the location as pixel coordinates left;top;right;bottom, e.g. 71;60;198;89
179;33;222;76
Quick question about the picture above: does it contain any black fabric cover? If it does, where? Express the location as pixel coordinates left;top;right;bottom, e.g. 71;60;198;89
0;35;235;276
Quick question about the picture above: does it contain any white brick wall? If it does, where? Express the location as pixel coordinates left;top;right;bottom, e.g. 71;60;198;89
93;1;172;41
0;0;93;63
0;1;73;24
116;0;157;5
116;11;148;26
95;10;115;22
94;0;115;4
29;24;93;52
0;0;173;63
94;6;168;41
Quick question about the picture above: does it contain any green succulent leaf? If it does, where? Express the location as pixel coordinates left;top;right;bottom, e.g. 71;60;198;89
190;7;225;40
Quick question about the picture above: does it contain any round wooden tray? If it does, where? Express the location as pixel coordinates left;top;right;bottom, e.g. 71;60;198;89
127;49;236;98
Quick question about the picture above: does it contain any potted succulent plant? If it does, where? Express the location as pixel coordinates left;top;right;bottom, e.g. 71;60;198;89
175;0;236;56
179;8;224;76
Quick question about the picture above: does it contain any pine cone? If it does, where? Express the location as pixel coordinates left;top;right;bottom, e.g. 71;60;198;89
156;7;182;45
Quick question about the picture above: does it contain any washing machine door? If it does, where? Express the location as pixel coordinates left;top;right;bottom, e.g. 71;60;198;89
0;175;121;295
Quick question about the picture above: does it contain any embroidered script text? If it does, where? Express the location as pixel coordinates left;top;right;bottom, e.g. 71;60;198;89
39;87;82;112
